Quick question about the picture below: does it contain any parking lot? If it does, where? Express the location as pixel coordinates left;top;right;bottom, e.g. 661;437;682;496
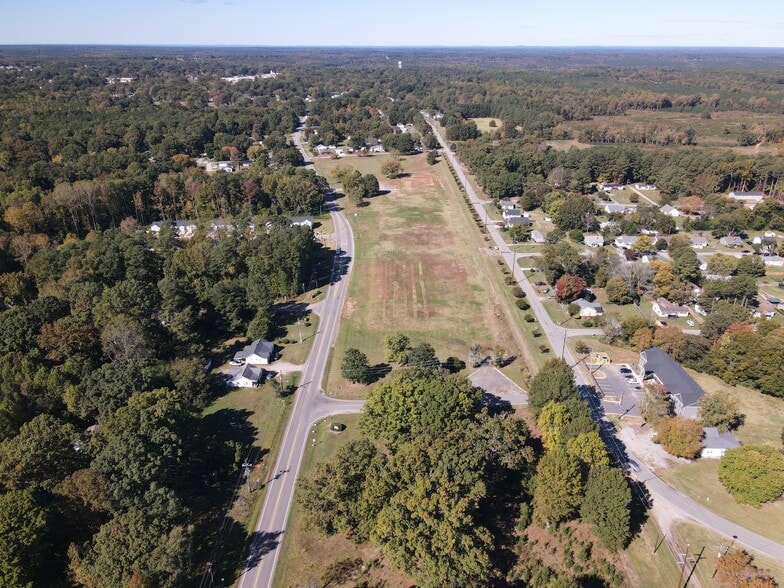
590;362;642;417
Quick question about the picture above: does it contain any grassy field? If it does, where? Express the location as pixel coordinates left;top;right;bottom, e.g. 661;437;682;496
272;415;412;588
688;370;784;447
659;459;784;545
469;117;501;134
623;519;682;588
313;153;543;397
562;109;784;149
671;521;784;586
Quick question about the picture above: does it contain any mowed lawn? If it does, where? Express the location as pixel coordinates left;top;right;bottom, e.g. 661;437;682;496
671;521;784;586
272;415;412;588
314;153;528;396
659;459;784;545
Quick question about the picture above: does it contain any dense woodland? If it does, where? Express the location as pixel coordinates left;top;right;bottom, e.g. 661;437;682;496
2;46;784;586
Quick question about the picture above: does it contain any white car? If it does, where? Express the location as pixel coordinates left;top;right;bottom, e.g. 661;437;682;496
687;319;695;326
229;359;244;366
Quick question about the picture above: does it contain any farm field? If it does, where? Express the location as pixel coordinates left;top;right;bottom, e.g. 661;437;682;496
313;153;537;396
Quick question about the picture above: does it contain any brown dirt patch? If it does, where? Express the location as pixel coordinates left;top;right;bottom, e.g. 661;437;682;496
341;297;357;319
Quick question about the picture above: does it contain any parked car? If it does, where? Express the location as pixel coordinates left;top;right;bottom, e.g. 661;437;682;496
620;367;632;374
628;459;640;472
229;359;244;366
535;281;546;286
687;319;695;326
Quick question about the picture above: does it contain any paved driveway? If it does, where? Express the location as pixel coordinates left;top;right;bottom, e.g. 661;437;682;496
591;362;641;417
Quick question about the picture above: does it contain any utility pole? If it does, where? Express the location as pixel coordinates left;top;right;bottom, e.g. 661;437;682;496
241;460;252;491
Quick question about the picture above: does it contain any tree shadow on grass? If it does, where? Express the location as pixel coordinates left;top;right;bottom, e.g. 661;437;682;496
366;363;392;384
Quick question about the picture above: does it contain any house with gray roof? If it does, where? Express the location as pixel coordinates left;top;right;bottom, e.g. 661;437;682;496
233;338;275;365
506;216;532;228
690;235;709;249
637;347;704;419
584;234;605;248
230;364;264;388
701;427;740;459
660;204;680;217
573;298;604;318
605;204;626;215
614;235;638;249
719;236;743;247
289;216;315;229
531;229;547;244
498;199;516;210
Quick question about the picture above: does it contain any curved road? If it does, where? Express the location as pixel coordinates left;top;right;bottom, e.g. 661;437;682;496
423;112;784;563
237;132;360;588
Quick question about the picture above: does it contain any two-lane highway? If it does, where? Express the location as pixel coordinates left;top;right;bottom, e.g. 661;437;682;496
237;133;357;588
423;112;784;563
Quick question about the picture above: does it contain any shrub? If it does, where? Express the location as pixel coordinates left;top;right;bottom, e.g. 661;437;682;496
539;344;550;353
718;445;784;507
516;299;530;310
511;286;525;298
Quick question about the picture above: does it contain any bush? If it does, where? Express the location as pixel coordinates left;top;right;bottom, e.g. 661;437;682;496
539;344;550;353
511;286;525;298
718;445;784;507
654;416;703;458
531;328;541;336
516;299;530;310
505;276;516;285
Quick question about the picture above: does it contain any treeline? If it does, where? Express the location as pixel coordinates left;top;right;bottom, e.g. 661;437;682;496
0;218;318;584
456;138;784;199
301;363;633;586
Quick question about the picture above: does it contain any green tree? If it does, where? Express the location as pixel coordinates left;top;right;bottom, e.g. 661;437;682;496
0;490;49;588
706;253;738;277
630;234;654;255
567;431;610;467
407;342;440;369
718;445;784;507
552;195;596;231
383;332;410;364
701;300;750;340
580;466;632;550
528;358;578;416
69;508;190;588
426;150;438;165
372;432;493;587
533;447;583;525
341;348;371;384
654;416;704;458
0;414;84;491
91;388;190;505
299;438;381;541
361;368;480;451
699;390;744;432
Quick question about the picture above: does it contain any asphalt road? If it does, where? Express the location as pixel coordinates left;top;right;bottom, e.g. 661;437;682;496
237;132;358;588
423;112;784;562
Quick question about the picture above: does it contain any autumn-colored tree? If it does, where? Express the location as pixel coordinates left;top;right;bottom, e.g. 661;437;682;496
654;416;704;458
554;274;587;303
533;447;583;525
567;431;610;467
630;234;654;255
606;277;635;305
640;382;671;425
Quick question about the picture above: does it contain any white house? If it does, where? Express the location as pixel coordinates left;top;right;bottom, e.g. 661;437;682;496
701;427;740;459
289;216;314;229
660;204;680;217
584;235;605;248
753;302;777;319
233;339;275;365
502;209;523;220
599;182;624;193
652;297;690;318
531;229;547;244
614;235;638;249
690;235;709;249
763;255;784;267
573;298;604;318
635;183;656;191
728;191;764;209
605;204;626;215
498;199;516;210
150;220;198;239
230;364;264;388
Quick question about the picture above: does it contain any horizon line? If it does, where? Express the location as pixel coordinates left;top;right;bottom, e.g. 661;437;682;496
2;43;784;50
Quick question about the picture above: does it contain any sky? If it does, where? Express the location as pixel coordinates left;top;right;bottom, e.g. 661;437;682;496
2;0;784;47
